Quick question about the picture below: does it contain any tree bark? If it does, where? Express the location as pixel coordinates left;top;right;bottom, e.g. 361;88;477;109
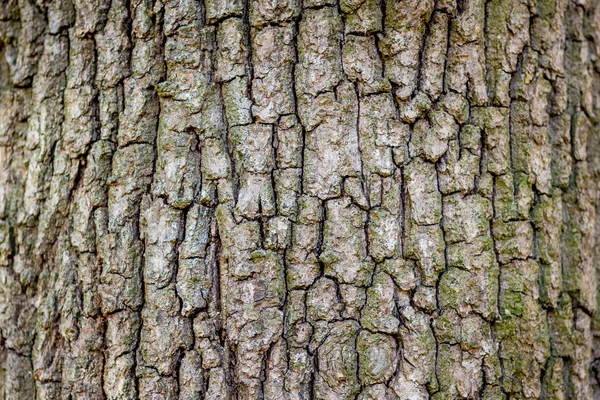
0;0;599;398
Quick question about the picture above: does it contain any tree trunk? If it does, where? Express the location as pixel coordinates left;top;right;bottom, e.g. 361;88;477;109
0;0;599;398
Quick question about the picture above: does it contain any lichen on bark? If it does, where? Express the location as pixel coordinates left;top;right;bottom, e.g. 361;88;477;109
0;0;600;399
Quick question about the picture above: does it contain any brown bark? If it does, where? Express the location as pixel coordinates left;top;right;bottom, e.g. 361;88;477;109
0;0;600;399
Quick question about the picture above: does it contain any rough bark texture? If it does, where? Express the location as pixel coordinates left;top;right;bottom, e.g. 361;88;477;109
1;0;600;399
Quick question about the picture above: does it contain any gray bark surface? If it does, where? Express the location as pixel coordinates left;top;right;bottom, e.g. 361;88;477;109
0;0;600;398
